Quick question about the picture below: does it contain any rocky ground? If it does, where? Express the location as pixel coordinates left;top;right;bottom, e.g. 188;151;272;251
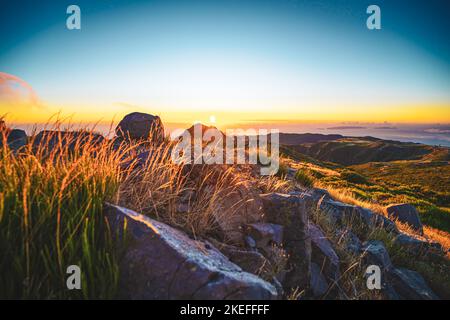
1;113;448;300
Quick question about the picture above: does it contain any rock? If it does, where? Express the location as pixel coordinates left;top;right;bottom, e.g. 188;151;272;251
216;181;265;245
385;204;423;235
104;204;278;300
394;233;442;255
33;130;105;154
318;199;359;224
244;235;257;249
310;262;329;298
6;129;27;151
389;268;439;300
207;238;273;280
335;229;362;254
245;223;284;252
260;193;311;291
361;240;392;271
309;223;340;283
358;207;399;234
309;188;332;201
0;128;27;151
293;189;399;236
116;112;165;142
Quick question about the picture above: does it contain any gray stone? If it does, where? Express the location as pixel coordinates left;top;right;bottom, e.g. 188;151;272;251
309;188;332;201
385;204;423;235
361;240;393;271
244;235;257;249
207;238;273;280
309;223;340;282
260;193;311;291
336;229;362;254
356;207;399;235
116;112;165;142
394;233;442;255
33;130;105;154
245;223;284;250
104;203;278;300
389;268;439;300
7;129;27;151
310;262;329;298
318;199;358;224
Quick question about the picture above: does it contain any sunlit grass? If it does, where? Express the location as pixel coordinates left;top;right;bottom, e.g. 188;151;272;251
0;123;136;299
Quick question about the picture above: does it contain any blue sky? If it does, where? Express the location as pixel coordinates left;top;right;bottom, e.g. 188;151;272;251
0;0;449;123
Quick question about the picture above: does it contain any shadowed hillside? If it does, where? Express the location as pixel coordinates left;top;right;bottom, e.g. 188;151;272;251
288;136;447;166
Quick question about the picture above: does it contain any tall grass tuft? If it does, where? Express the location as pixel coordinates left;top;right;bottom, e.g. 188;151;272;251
0;124;135;299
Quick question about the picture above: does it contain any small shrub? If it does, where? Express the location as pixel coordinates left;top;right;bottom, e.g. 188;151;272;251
294;169;314;188
340;170;369;185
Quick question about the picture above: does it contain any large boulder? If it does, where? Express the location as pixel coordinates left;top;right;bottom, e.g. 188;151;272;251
260;193;311;291
385;204;423;235
356;207;399;234
389;268;439;300
104;204;278;300
318;199;360;225
0;128;27;151
116;112;164;142
33;130;105;154
361;240;394;298
394;233;442;256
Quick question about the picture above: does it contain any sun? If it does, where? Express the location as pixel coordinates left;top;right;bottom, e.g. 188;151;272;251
209;115;216;124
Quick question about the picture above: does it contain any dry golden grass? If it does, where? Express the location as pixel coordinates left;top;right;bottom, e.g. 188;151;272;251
424;226;450;257
309;205;384;300
315;182;450;257
0;121;139;298
315;182;384;214
256;174;293;193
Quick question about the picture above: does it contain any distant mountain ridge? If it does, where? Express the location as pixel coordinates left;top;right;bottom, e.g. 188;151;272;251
279;134;449;166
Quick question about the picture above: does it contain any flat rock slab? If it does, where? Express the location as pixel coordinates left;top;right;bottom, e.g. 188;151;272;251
104;204;278;300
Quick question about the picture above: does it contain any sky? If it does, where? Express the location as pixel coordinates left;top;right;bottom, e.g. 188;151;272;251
0;0;449;127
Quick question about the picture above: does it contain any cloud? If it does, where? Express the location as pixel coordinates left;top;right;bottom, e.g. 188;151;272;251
424;128;450;134
113;102;144;110
0;72;43;110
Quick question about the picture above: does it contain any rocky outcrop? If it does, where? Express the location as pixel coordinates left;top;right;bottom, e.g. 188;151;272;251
260;193;311;291
116;112;164;142
385;204;423;235
104;203;278;300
